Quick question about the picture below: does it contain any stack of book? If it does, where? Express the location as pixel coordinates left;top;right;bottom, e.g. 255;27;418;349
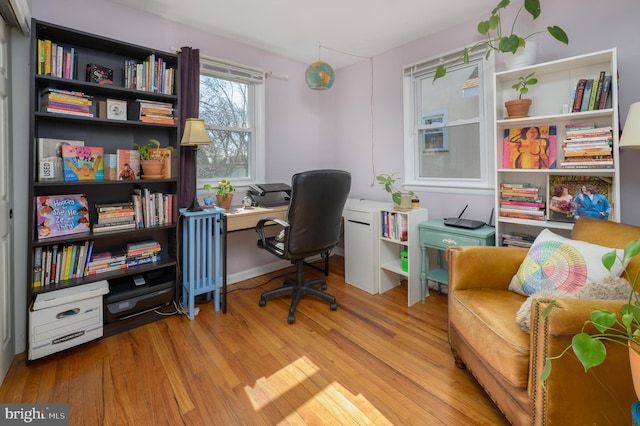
32;240;93;288
36;39;77;79
133;99;176;124
380;211;408;242
571;72;612;113
41;88;92;117
126;240;161;267
131;188;174;228
123;55;175;94
501;232;536;248
499;183;545;221
93;201;137;233
86;249;127;275
561;124;613;169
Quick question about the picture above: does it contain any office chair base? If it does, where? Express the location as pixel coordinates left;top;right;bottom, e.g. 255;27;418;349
259;276;338;324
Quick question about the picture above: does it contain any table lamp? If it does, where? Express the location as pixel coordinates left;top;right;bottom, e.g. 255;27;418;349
620;102;640;149
181;118;211;212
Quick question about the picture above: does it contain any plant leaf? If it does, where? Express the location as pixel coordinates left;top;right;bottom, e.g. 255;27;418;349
433;65;446;82
601;249;618;272
591;309;617;332
540;358;552;388
463;48;470;64
526;78;538;85
492;0;510;15
499;35;521;54
477;20;491;35
392;192;401;206
624;239;640;261
572;333;606;371
489;14;500;31
524;0;541;19
547;26;569;44
540;299;556;319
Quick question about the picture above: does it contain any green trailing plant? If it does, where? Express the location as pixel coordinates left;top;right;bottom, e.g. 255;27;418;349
216;179;236;201
540;239;640;387
512;72;537;100
376;173;415;206
134;139;173;162
434;0;568;82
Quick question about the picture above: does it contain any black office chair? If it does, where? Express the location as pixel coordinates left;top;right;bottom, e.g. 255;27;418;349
255;169;351;324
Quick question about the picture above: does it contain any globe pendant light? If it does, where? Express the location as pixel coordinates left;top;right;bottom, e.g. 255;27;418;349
305;45;334;90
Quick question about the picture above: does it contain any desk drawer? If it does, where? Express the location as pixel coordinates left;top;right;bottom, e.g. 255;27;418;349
420;229;483;248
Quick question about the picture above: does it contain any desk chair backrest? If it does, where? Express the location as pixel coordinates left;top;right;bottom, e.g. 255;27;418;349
285;170;351;258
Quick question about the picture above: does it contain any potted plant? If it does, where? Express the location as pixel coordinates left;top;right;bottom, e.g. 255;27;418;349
540;239;640;398
505;71;537;118
202;184;215;206
134;139;173;179
216;179;236;209
433;0;568;81
376;173;415;211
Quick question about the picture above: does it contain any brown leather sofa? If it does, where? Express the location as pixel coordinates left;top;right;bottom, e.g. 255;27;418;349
447;218;638;425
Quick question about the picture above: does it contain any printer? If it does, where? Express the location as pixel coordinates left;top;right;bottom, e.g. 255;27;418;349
247;183;291;207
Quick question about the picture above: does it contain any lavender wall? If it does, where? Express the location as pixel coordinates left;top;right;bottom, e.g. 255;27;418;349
335;0;640;225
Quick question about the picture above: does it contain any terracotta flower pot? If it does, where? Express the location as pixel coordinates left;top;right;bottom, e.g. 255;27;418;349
505;99;532;119
216;193;233;210
140;160;163;178
629;343;640;400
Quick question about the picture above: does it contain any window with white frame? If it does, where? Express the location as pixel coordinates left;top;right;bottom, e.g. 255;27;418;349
403;48;494;194
197;57;265;187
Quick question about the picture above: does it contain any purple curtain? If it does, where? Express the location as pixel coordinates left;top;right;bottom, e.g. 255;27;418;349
178;46;200;208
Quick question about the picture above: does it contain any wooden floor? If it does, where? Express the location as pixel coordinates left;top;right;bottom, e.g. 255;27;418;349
0;257;508;425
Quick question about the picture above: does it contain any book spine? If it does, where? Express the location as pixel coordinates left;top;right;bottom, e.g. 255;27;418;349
127;254;160;267
587;75;600;111
580;79;593;112
597;75;612;110
572;79;587;112
33;247;42;288
593;71;606;110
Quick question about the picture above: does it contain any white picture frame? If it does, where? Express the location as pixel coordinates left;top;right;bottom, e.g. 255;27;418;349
107;98;127;121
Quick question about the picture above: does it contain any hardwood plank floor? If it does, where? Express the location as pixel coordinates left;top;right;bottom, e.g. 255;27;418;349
0;257;508;425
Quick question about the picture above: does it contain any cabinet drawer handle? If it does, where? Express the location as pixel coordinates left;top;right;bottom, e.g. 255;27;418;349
442;238;457;245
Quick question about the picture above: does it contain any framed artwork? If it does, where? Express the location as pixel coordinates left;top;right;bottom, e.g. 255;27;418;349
548;175;613;223
503;125;556;169
107;98;127;121
421;110;448;153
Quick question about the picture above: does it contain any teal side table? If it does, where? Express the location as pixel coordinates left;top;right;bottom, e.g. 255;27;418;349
418;220;495;302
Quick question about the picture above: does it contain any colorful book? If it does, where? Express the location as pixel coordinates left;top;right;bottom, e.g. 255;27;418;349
580;79;593;112
37;138;84;182
116;149;141;180
35;194;90;240
572;79;587;113
62;145;104;181
502;126;556;169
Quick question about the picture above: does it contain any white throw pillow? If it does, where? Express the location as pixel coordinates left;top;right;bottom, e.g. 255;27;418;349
508;229;627;296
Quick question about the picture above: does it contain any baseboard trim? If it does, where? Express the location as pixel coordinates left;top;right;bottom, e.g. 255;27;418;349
227;251;344;285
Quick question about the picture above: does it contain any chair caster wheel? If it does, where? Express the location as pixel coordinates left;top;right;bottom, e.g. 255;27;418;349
287;315;296;324
259;298;266;307
320;283;327;290
330;302;338;311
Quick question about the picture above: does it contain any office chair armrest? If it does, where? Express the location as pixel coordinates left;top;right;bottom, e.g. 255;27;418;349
255;217;290;245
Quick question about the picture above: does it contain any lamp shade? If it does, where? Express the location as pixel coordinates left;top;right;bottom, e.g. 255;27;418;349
305;61;334;90
181;118;211;146
620;102;640;149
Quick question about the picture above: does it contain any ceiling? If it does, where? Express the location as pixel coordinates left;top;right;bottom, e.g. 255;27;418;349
110;0;495;69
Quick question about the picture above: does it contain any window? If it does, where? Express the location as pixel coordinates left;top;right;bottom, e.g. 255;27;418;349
197;57;265;186
403;48;494;194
